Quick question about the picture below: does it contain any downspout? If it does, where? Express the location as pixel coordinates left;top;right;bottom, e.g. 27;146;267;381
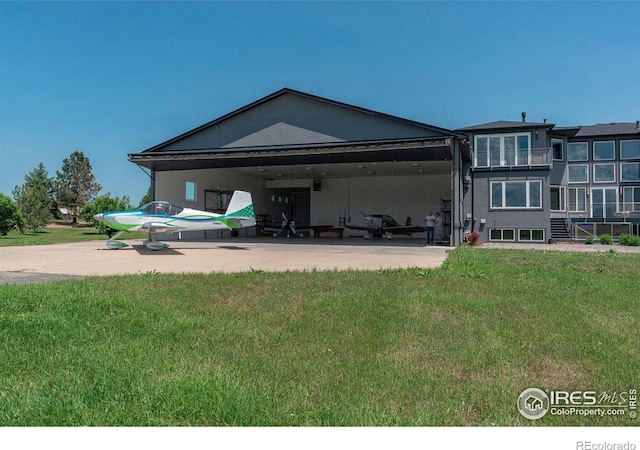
151;170;156;201
457;138;463;246
452;137;459;246
471;169;475;233
454;137;465;246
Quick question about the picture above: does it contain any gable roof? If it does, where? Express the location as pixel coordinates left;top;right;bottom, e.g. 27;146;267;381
140;88;465;154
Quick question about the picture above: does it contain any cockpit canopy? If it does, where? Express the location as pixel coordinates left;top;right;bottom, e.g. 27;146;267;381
139;201;184;216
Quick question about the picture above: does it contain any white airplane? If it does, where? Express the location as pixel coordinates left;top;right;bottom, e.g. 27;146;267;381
93;190;256;250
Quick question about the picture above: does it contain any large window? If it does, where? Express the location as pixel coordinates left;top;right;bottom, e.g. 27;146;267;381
591;188;618;219
593;141;615;160
621;163;640;182
620;140;640;160
622;186;640;212
568;142;589;161
568;164;589;183
593;163;616;183
475;133;531;168
569;187;587;212
490;180;542;209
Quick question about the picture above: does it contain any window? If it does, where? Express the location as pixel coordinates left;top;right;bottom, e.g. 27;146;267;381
591;188;618;219
621;163;640;182
552;138;563;161
489;136;501;167
519;229;545;242
622;186;640;212
620;140;640;160
569;187;587;212
550;186;566;211
568;142;589;161
593;163;616;183
568;164;589;183
593;141;615;160
475;137;488;167
490;229;515;241
185;181;197;202
474;133;531;168
490;180;542;209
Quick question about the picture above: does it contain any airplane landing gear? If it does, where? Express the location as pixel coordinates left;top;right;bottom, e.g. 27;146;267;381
144;232;169;251
106;231;129;249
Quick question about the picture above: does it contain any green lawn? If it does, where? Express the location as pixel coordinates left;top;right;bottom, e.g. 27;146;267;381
0;226;146;247
0;248;637;426
0;226;103;246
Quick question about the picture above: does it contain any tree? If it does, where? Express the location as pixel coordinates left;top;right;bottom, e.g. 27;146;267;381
13;163;55;231
138;187;152;207
0;194;24;235
56;150;102;223
82;193;131;237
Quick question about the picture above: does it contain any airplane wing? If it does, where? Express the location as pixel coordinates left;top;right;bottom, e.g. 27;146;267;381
139;222;186;234
384;225;427;235
344;224;375;231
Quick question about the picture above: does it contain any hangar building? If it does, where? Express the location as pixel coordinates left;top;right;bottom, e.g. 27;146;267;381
129;88;469;245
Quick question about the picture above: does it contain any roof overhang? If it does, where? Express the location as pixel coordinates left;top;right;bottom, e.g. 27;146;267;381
129;137;458;172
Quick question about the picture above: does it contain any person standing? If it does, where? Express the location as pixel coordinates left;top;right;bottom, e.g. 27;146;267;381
424;210;436;244
435;212;443;244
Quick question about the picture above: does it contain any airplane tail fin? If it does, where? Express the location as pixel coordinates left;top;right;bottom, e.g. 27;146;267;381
223;191;256;228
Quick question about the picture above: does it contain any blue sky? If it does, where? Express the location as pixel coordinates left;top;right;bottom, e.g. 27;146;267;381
1;1;639;203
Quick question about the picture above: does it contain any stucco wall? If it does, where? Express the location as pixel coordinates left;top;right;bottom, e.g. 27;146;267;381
466;170;551;242
158;93;445;152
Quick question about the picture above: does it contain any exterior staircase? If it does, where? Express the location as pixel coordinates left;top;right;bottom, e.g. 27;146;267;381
550;218;571;241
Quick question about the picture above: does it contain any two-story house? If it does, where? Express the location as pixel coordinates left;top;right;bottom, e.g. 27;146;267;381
459;118;640;243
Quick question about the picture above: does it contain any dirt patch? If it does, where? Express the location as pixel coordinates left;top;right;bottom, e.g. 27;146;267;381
46;221;91;229
0;271;84;285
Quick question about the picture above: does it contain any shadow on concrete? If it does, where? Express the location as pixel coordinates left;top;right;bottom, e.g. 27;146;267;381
131;246;184;256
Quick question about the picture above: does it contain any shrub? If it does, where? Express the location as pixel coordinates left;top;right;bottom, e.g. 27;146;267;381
0;193;25;235
466;231;480;246
585;236;595;245
618;234;631;245
618;233;640;246
598;234;613;245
